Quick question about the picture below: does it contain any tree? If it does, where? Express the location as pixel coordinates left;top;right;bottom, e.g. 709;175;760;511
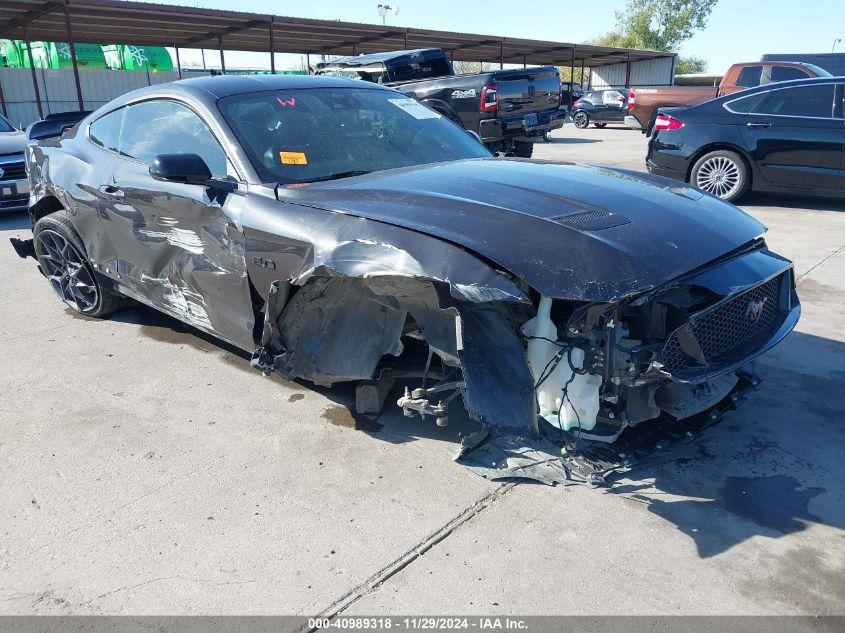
592;0;718;73
674;55;707;75
611;0;718;51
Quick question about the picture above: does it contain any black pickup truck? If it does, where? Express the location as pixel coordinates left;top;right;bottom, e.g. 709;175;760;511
315;48;565;157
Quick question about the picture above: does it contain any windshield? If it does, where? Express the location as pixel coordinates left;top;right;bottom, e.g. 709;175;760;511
0;115;14;133
218;87;490;184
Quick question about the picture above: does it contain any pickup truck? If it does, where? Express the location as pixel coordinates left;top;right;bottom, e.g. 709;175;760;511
315;48;565;157
625;60;831;133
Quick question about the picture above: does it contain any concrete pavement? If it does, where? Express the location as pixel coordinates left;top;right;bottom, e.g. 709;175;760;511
1;124;843;616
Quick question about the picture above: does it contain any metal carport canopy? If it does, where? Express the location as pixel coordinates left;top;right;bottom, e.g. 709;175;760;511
0;0;674;68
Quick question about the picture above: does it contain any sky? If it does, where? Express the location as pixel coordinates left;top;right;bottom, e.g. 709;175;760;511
142;0;845;74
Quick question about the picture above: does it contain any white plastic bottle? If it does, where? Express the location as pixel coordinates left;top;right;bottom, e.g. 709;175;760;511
521;296;602;431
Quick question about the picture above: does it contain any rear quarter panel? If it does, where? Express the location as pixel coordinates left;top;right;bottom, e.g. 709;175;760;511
28;126;114;264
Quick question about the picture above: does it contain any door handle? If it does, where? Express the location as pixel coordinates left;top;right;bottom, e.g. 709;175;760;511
746;122;771;129
98;184;124;199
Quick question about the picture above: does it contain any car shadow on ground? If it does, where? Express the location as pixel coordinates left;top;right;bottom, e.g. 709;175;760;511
740;192;845;212
606;330;845;559
0;211;30;231
107;304;845;561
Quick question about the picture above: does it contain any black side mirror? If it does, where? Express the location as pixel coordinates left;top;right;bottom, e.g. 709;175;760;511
150;153;211;183
150;153;235;191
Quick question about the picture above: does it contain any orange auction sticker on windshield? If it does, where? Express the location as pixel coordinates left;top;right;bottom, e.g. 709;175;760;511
280;151;308;165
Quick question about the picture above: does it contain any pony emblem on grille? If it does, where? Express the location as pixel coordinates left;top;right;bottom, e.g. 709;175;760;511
746;297;768;323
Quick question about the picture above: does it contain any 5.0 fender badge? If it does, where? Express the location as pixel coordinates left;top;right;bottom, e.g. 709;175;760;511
251;256;276;270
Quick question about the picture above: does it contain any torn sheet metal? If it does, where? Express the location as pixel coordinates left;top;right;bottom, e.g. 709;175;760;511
455;302;537;436
276;277;407;386
240;194;529;307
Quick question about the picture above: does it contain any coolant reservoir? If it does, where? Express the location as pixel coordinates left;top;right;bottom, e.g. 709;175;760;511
521;296;602;432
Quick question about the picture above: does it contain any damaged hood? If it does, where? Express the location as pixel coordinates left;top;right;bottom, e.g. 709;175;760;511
277;158;765;302
0;130;26;156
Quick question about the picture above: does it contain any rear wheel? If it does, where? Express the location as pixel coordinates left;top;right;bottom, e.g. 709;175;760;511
690;150;749;202
33;211;125;318
594;122;607;128
512;140;534;158
573;111;589;129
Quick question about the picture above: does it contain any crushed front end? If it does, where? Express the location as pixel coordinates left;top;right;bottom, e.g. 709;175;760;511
455;242;800;483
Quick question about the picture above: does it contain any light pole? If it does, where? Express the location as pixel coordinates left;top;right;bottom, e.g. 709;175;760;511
377;4;399;25
833;38;842;53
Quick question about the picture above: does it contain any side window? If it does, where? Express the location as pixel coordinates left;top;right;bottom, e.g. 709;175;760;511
602;90;624;104
770;66;810;82
89;108;123;151
736;65;763;88
756;85;835;118
725;91;767;114
118;100;229;177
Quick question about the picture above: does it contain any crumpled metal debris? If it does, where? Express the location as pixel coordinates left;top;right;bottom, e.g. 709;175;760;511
455;433;572;486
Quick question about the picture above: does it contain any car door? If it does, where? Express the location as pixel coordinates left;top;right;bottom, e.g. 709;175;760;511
98;98;255;349
739;82;845;191
600;89;627;121
587;91;608;120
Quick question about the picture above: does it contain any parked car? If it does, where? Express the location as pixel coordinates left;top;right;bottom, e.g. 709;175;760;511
315;48;565;157
0;113;28;213
646;76;844;202
571;89;628;128
627;61;832;133
14;74;799;479
560;82;584;113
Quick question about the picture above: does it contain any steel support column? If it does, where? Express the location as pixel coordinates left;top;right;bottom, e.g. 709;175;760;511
570;46;575;86
0;74;7;118
625;51;632;88
269;18;276;74
219;35;225;73
23;30;44;120
306;52;311;74
62;1;84;111
174;45;182;78
404;30;408;49
499;40;504;69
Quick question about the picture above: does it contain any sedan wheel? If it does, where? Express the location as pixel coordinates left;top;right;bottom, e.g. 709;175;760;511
573;112;589;129
690;150;749;202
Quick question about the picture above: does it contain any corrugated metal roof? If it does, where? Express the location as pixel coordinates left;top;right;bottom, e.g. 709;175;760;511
0;0;675;68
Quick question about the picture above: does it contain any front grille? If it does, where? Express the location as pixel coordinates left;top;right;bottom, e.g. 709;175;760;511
0;193;28;210
0;160;26;181
661;273;784;374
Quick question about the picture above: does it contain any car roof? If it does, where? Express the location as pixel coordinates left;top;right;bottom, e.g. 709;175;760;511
704;75;844;106
107;73;391;105
315;48;443;69
170;73;393;98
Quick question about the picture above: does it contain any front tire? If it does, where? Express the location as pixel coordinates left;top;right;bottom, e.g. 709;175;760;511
33;211;125;318
512;140;534;158
573;111;589;129
690;150;749;202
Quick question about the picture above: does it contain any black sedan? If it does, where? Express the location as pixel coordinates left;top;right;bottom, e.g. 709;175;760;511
571;89;628;128
14;74;799;477
647;76;845;202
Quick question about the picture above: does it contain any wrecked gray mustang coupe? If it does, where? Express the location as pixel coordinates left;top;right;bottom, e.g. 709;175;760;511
15;75;799;482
